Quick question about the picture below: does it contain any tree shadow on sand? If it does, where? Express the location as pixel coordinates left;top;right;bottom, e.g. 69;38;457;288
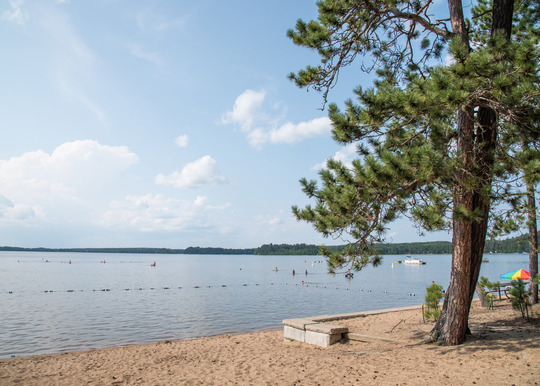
427;303;540;355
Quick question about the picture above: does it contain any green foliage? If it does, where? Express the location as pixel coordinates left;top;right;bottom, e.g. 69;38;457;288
287;0;452;103
182;247;256;255
0;246;256;255
254;243;320;255
424;282;444;320
509;279;531;320
289;0;540;276
478;276;501;292
477;276;501;309
485;234;540;254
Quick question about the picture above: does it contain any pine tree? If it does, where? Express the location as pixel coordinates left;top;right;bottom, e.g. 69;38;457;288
289;0;540;345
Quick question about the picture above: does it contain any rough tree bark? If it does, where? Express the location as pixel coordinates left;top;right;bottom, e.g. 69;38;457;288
428;0;514;345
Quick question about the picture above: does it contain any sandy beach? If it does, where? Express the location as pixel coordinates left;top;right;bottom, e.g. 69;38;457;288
1;300;538;385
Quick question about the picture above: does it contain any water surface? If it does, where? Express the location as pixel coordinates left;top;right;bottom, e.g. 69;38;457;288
0;252;528;358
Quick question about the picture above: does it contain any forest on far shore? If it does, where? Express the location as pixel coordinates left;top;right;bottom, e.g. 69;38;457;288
0;234;535;256
253;234;535;255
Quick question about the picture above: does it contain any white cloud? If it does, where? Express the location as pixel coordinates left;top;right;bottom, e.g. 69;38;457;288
221;89;266;132
0;140;138;223
0;195;46;224
312;143;357;170
155;155;229;189
101;193;229;232
2;0;28;24
175;134;189;148
127;43;165;67
444;52;455;66
222;89;331;147
248;117;332;147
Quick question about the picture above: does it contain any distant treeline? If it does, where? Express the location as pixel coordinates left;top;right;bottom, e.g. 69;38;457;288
0;246;255;255
252;242;453;255
0;234;534;255
484;234;534;254
253;234;535;255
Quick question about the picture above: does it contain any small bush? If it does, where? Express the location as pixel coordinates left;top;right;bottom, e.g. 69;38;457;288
477;276;501;308
424;282;444;320
509;278;530;320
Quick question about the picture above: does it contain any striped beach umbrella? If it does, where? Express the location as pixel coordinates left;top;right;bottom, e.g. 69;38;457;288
500;269;530;281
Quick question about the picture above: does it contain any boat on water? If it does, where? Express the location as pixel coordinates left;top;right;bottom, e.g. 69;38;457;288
482;257;490;262
402;256;427;265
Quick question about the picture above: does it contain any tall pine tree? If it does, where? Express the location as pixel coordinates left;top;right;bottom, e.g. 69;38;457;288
289;0;539;345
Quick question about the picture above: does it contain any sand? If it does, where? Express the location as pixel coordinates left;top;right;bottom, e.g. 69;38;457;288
1;300;538;385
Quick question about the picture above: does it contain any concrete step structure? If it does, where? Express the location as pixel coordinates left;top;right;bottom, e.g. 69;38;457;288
283;318;348;347
283;305;421;347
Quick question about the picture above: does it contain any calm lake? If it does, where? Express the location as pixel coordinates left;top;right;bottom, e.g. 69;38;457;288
0;251;529;358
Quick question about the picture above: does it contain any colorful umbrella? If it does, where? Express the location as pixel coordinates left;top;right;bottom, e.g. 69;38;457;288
500;269;530;280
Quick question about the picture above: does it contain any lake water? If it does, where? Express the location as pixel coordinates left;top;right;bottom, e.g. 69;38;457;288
0;251;529;358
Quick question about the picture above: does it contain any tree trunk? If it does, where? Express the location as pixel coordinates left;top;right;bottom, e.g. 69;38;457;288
427;99;497;346
427;105;478;345
468;102;498;305
527;181;539;304
427;0;513;345
475;283;490;307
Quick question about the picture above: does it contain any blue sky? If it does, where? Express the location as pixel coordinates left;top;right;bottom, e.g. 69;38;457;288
0;0;451;248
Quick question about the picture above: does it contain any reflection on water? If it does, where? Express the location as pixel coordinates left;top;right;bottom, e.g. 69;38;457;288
0;252;528;358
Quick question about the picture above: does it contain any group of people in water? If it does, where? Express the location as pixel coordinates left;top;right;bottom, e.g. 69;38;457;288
274;267;310;275
273;259;327;276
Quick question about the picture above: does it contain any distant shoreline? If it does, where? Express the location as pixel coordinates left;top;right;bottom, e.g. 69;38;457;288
0;234;533;255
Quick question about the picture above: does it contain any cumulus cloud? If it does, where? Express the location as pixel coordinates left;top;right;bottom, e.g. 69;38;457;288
2;0;28;24
221;89;266;132
175;134;189;148
155;155;229;189
101;193;230;232
312;143;358;170
248;117;332;147
444;52;455;66
0;195;46;224
221;89;331;147
0;140;138;224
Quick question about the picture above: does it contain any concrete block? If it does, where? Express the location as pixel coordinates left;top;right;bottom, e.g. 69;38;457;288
282;318;314;330
305;323;348;335
310;315;334;322
283;325;305;343
305;329;344;347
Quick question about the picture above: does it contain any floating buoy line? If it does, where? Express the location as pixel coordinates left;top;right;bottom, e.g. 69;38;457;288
2;282;411;296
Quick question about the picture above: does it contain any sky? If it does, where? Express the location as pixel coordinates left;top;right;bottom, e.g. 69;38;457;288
0;0;452;248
